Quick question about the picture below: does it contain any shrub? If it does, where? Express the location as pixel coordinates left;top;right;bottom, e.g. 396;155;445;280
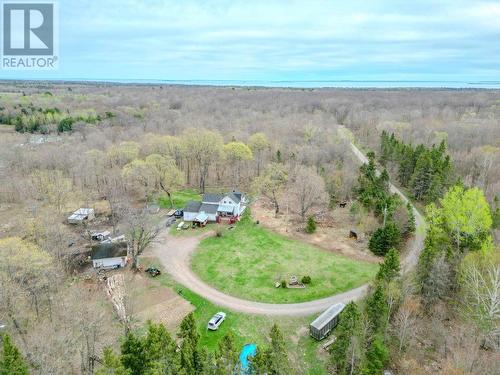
305;216;316;233
58;117;75;132
301;276;311;284
281;280;287;288
215;227;224;237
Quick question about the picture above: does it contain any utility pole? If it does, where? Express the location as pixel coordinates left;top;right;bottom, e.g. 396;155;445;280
383;203;388;227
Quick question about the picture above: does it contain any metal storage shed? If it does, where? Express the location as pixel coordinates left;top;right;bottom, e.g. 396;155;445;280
68;208;95;224
310;302;345;340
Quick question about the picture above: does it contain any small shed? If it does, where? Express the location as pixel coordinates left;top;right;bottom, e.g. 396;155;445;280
68;208;95;224
91;242;128;269
193;212;208;227
310;303;345;340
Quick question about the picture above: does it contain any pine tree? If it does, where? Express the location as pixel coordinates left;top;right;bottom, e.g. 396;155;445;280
365;282;388;335
95;347;130;375
330;302;361;375
411;151;433;201
268;324;290;375
376;248;401;282
215;332;238;375
369;222;401;256
405;202;416;234
178;313;203;374
120;332;147;375
305;216;316;233
143;321;179;374
0;334;29;375
360;335;389;375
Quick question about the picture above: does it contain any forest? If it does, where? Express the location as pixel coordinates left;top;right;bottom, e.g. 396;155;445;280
0;82;498;375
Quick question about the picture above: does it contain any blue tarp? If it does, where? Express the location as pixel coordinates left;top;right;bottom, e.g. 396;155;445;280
239;343;257;373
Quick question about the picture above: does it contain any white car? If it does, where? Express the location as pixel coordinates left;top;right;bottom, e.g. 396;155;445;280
207;312;226;330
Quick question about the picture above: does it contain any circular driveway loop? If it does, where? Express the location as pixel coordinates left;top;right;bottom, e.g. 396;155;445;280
150;141;425;316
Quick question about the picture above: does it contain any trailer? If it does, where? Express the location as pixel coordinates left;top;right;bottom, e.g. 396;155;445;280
310;303;345;340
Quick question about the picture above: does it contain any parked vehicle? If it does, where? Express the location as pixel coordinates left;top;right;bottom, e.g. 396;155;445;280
165;216;176;227
207;312;226;330
174;209;184;218
145;267;161;277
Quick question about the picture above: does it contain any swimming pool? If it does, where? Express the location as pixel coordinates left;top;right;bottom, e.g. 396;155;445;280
239;343;257;373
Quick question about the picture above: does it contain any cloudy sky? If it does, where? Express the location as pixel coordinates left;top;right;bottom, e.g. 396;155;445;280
3;0;500;82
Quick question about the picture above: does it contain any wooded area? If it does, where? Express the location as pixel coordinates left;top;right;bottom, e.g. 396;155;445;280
0;83;498;374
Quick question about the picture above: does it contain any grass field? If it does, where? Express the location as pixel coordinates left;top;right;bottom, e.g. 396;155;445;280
158;188;201;209
191;213;378;304
140;256;328;375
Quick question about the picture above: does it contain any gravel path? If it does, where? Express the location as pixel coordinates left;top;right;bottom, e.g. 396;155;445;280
150;140;426;316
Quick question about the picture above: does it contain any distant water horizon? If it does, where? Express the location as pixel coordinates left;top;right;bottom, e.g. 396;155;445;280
2;78;500;89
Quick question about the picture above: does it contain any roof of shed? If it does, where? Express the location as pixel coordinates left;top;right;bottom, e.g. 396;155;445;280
310;303;345;330
194;212;209;222
91;242;128;260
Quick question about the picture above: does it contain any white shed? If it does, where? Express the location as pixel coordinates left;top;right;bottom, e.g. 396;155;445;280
68;208;95;224
91;242;128;269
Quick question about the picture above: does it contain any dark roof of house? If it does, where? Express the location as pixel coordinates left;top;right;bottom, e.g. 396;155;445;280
202;193;224;203
203;191;243;204
227;192;242;203
91;242;128;260
231;190;243;202
200;203;218;214
184;201;202;213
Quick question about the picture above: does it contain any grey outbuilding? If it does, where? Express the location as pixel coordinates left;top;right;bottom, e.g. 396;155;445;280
310;302;345;340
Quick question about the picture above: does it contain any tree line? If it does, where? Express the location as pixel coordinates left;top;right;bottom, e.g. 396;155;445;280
96;314;291;375
380;131;454;203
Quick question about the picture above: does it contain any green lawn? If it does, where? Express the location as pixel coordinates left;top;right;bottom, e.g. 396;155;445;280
158;188;201;209
191;214;378;304
140;257;328;374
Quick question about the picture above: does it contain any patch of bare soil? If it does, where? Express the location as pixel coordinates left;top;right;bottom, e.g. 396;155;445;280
125;272;194;331
252;199;379;264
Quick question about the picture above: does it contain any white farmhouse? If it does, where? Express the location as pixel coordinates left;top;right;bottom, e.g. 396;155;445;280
183;190;247;223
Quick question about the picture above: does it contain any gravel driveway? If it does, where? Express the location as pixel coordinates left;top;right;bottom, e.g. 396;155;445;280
149;140;426;316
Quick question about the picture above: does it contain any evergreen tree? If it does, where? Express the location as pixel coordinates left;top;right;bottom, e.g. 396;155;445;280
365;282;388;335
405;202;416;234
330;302;361;375
120;332;147;375
305;216;316;233
214;332;238;375
143;321;179;374
96;347;130;375
0;334;29;375
376;248;400;282
250;325;290;375
359;335;389;375
178;313;203;375
267;324;290;375
368;222;401;256
411;151;433;201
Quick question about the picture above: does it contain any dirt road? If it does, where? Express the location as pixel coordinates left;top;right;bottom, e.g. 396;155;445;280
150;139;425;316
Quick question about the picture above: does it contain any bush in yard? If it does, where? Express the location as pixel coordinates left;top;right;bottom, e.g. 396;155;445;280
281;280;287;288
301;275;311;284
369;222;401;256
305;216;316;233
215;227;224;237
